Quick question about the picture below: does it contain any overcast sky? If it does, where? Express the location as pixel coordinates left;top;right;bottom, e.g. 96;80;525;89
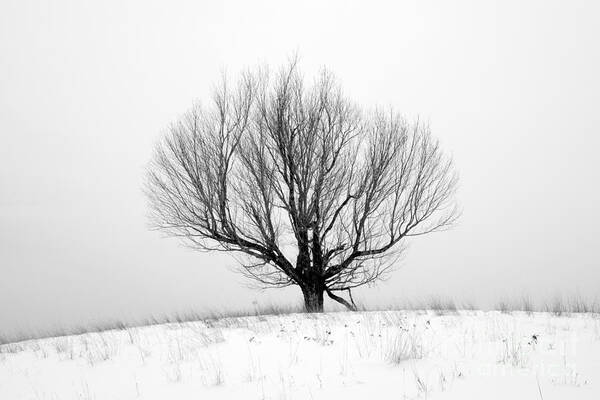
1;0;599;335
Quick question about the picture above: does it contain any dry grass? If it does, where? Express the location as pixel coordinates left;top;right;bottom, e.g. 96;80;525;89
385;329;423;364
0;303;304;346
2;295;598;347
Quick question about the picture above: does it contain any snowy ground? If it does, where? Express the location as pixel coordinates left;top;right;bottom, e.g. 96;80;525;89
1;310;599;399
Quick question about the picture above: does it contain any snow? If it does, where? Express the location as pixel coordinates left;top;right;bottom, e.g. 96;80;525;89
1;311;599;399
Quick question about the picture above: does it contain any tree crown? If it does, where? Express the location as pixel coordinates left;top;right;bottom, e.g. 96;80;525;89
146;61;459;307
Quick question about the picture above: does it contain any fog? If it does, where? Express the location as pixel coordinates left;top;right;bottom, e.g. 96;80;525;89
1;0;599;335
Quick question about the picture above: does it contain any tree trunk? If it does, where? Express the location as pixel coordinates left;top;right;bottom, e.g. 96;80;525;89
301;284;324;312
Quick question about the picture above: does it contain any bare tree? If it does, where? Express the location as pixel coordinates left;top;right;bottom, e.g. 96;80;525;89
145;61;459;312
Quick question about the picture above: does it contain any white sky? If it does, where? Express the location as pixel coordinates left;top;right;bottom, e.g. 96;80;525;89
1;0;599;334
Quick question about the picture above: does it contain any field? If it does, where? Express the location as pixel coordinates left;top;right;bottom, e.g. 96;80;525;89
1;310;599;399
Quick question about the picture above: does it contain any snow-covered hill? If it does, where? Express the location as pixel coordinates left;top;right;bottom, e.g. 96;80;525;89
1;311;599;399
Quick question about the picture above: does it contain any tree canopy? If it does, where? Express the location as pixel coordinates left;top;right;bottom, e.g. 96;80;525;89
145;61;459;311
